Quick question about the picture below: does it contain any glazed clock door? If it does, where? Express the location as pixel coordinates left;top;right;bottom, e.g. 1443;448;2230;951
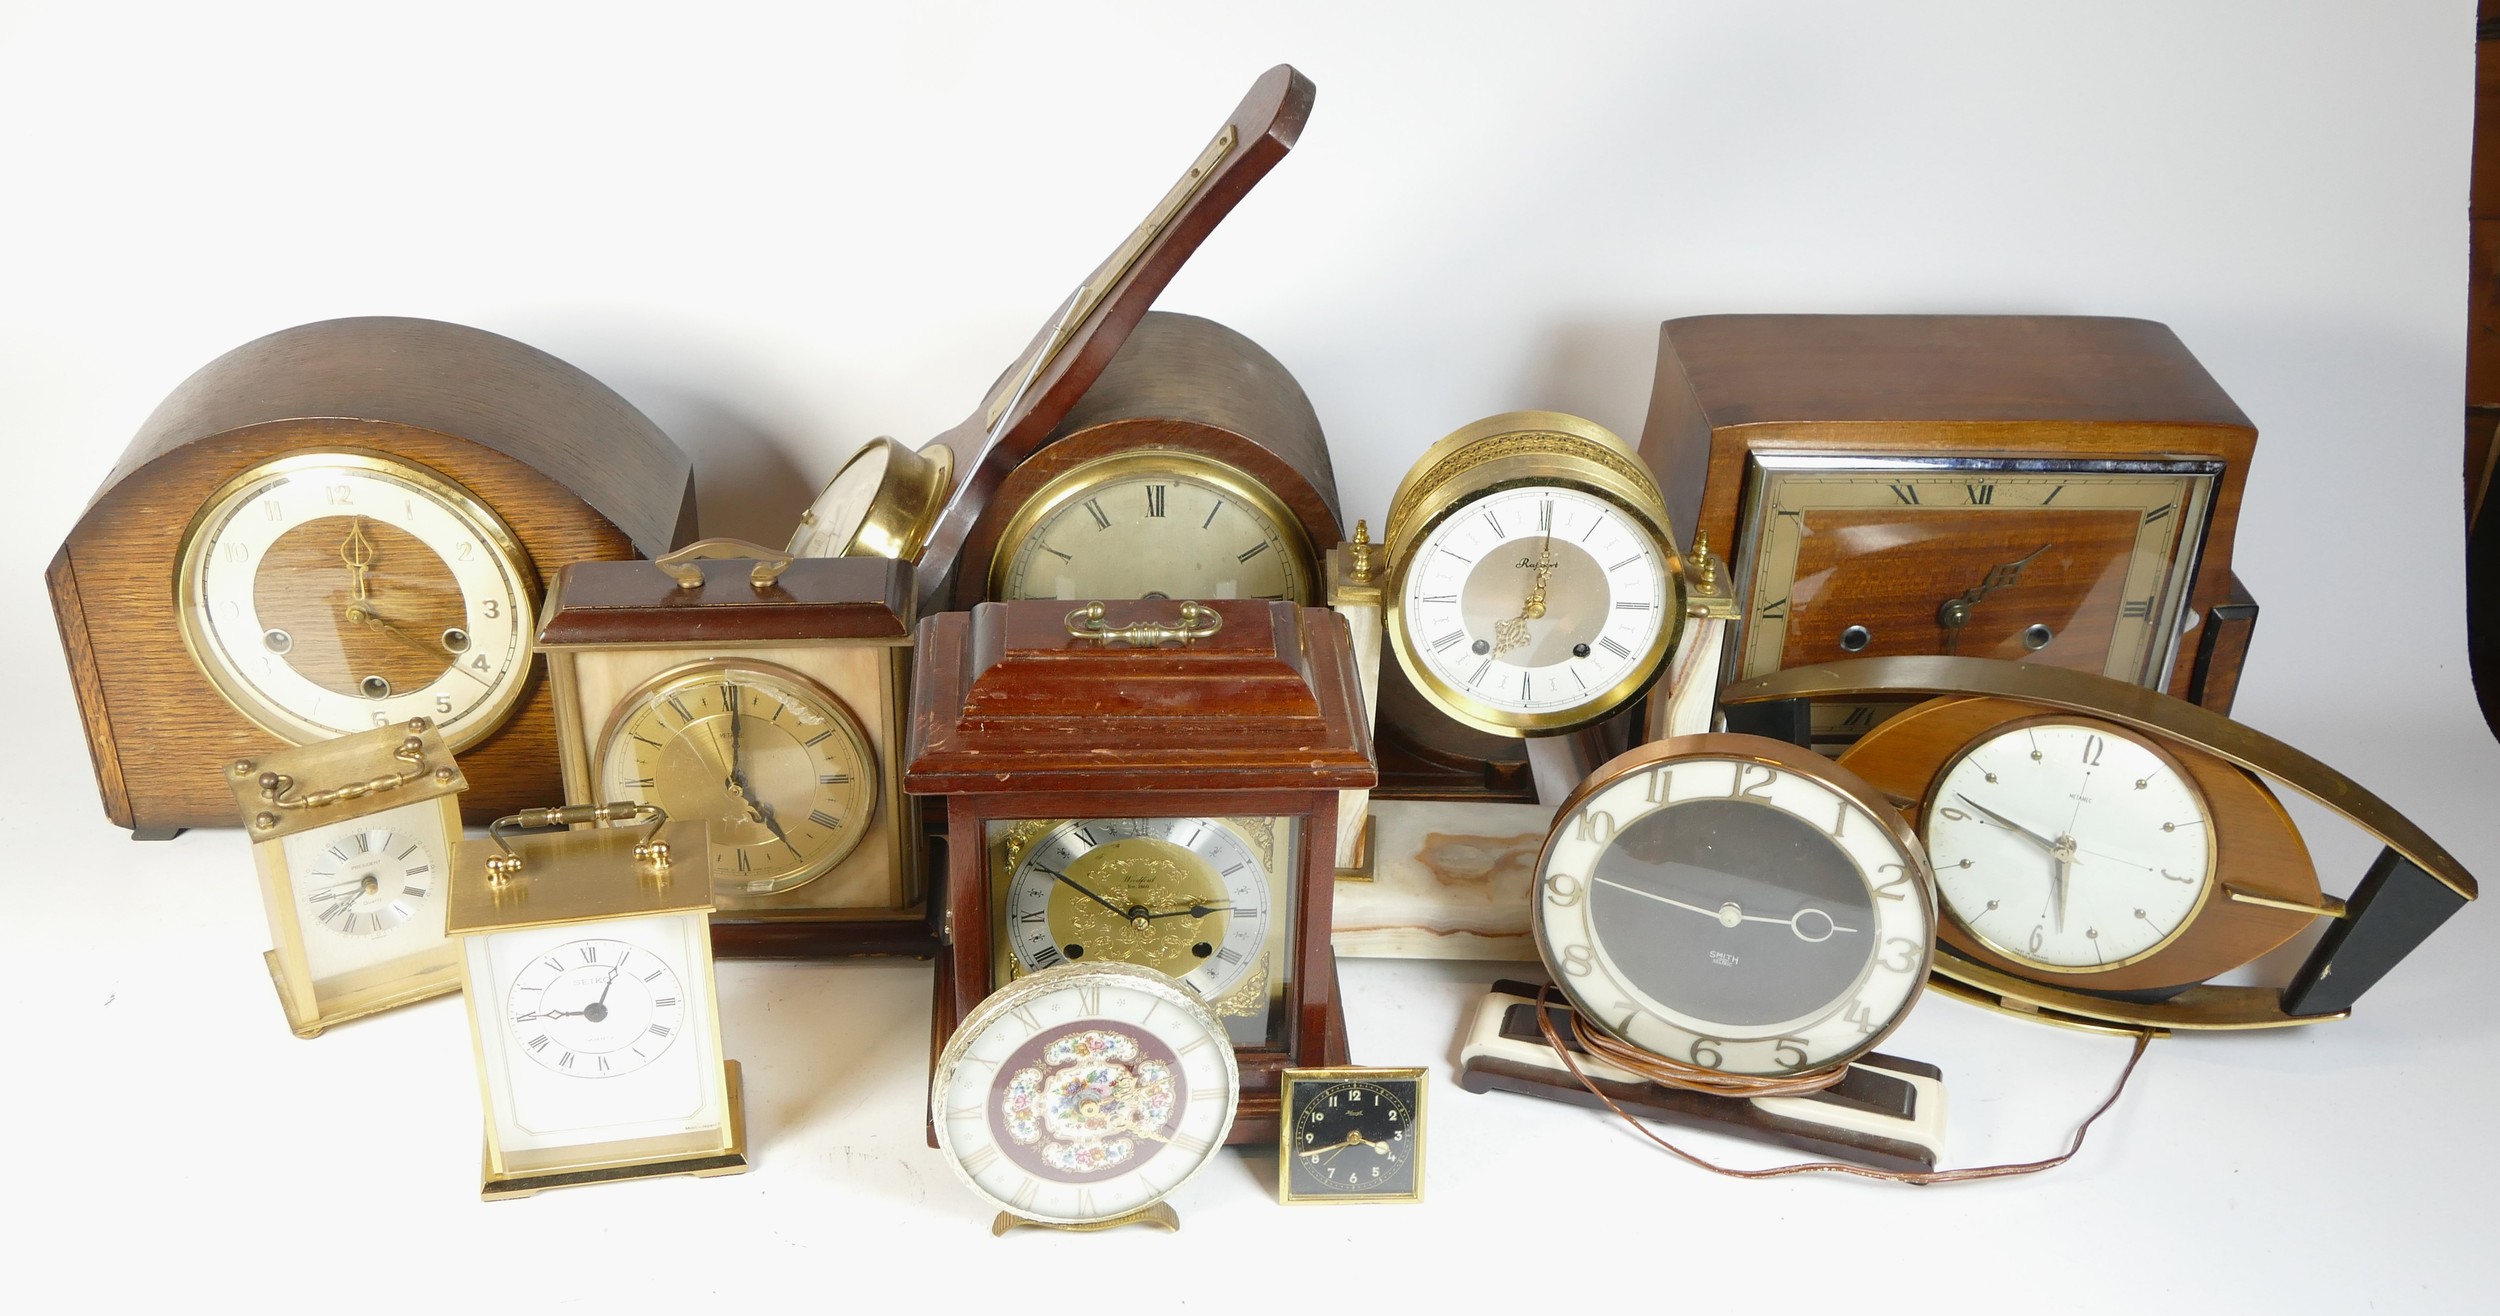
987;816;1299;1049
468;911;726;1170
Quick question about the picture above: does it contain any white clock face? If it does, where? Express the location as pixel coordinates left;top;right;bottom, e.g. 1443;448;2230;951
1536;749;1936;1076
279;797;452;988
1923;720;2217;971
178;453;534;751
468;912;723;1155
790;442;888;558
933;965;1237;1226
1396;484;1670;725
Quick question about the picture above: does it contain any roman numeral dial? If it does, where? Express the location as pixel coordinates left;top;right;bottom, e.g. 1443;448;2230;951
989;453;1316;606
502;937;687;1078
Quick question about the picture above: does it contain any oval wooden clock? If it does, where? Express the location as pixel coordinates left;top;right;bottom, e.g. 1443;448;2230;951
46;316;697;836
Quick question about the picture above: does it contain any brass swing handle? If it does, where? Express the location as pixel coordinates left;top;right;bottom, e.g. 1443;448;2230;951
1064;600;1224;646
244;719;445;829
652;538;795;590
484;801;671;880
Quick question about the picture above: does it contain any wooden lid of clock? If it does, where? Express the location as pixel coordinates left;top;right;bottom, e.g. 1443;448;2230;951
537;554;914;648
446;820;713;937
905;599;1376;794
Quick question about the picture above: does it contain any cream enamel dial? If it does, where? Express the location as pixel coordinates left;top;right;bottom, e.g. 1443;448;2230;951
1392;484;1671;733
932;963;1238;1226
1922;718;2217;971
279;797;451;986
177;452;535;751
997;818;1277;1009
989;452;1314;604
504;937;688;1078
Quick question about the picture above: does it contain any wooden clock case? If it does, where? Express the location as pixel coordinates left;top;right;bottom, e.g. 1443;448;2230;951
535;552;927;959
905;598;1374;1145
952;309;1344;608
1637;313;2260;713
48;316;697;836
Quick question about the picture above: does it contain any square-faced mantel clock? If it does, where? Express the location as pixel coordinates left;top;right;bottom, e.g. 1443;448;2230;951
534;540;924;959
1638;314;2260;745
905;597;1376;1146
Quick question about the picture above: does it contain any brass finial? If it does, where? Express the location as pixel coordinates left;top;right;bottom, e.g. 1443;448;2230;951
1691;530;1717;593
1350;520;1374;583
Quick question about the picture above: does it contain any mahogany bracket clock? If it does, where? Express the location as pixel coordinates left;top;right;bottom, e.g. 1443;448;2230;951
1639;314;2260;749
905;598;1374;1146
48;316;698;837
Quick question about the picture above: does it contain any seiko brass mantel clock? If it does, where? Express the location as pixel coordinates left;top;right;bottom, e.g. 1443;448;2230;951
447;803;748;1200
535;540;922;958
932;962;1239;1234
48;316;697;837
906;598;1374;1146
788;65;1318;620
1725;657;2480;1031
1639;315;2261;746
227;716;469;1037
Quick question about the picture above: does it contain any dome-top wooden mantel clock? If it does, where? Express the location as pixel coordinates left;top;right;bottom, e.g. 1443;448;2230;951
905;597;1375;1146
47;316;698;837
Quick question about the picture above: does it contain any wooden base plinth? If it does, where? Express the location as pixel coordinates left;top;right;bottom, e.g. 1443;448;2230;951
1457;982;1947;1173
481;1061;752;1200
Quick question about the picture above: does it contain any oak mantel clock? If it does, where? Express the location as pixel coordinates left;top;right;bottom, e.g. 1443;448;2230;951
447;803;748;1200
1638;314;2260;747
788;65;1317;619
534;539;924;959
227;716;468;1038
905;597;1375;1146
48;316;698;837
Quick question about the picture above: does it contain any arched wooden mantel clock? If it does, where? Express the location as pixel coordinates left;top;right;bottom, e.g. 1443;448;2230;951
787;65;1321;621
47;316;698;837
1326;413;1736;960
1721;656;2478;1032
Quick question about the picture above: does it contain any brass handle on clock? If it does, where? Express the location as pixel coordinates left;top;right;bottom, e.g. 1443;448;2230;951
653;538;795;590
485;801;671;880
1064;600;1224;646
238;718;450;830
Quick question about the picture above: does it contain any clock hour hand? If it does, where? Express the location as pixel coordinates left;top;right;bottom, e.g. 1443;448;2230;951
1141;902;1234;920
339;516;375;603
1935;544;2049;650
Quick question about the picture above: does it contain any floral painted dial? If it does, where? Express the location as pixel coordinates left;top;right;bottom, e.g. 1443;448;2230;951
1394;483;1672;733
503;937;687;1079
1922;718;2217;971
596;662;878;898
997;818;1277;1011
177;452;535;751
932;963;1238;1226
1536;740;1937;1077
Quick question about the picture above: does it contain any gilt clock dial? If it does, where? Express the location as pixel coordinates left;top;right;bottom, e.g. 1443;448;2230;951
988;451;1316;604
176;451;536;751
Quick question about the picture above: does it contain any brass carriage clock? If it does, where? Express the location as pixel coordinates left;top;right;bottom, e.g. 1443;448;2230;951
535;540;923;958
447;803;748;1199
906;598;1375;1145
227;716;468;1037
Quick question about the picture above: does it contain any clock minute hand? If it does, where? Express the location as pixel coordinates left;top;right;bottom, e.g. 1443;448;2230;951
1954;792;2064;855
1590;877;1722;920
1046;869;1137;924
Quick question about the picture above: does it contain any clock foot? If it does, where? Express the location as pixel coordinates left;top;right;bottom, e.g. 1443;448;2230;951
990;1201;1180;1236
130;825;186;842
480;1060;752;1200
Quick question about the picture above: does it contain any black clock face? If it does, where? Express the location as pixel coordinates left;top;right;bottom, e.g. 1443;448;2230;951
1282;1072;1424;1203
1589;798;1878;1028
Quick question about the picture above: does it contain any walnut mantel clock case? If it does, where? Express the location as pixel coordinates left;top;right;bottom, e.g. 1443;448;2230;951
905;598;1375;1146
47;316;698;837
534;540;924;959
1639;314;2260;747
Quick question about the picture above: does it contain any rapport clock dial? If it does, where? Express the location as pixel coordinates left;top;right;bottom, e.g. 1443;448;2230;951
989;451;1314;604
1923;717;2217;972
594;661;879;899
178;451;535;751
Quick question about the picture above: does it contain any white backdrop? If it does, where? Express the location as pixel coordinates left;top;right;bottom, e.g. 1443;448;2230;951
5;2;2497;1312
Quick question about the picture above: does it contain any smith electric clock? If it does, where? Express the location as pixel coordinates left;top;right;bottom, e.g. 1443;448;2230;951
48;316;697;836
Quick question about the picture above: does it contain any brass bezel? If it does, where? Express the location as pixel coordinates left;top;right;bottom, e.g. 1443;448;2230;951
1922;712;2219;975
1277;1066;1428;1205
983;448;1320;605
173;448;539;754
1382;412;1687;738
591;657;881;893
790;436;955;561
